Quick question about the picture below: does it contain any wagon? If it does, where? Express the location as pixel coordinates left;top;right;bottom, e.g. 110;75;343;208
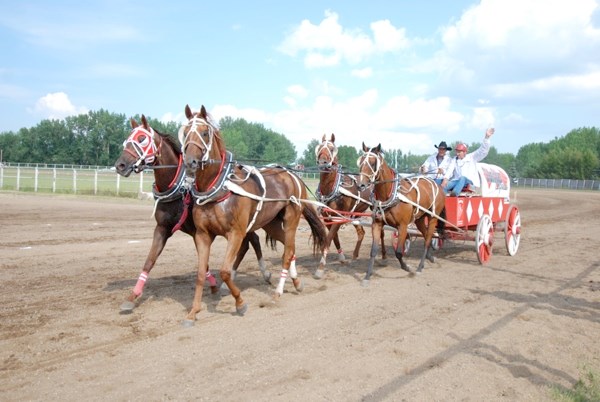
405;163;522;264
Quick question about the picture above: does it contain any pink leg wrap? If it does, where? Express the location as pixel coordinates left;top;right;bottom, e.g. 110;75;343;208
205;270;217;287
337;249;343;254
133;272;148;296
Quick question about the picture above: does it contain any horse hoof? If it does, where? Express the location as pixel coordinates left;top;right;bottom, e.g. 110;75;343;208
236;303;248;316
314;269;324;279
210;285;219;295
361;279;370;287
400;265;412;273
182;319;195;328
263;271;272;284
120;301;135;311
293;279;304;292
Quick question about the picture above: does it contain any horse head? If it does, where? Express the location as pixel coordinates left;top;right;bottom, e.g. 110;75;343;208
357;142;383;191
114;114;159;177
179;104;224;181
315;133;338;168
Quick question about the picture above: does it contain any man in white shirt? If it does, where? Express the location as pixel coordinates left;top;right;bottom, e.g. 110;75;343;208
420;141;452;184
441;128;495;196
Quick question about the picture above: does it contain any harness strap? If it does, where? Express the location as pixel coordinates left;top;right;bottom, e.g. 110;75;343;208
171;192;191;234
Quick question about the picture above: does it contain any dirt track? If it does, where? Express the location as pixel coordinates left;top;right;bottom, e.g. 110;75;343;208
1;189;599;401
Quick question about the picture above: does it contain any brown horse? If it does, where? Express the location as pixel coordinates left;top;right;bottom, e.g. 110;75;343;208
179;104;328;326
314;133;386;278
357;142;445;286
114;115;269;311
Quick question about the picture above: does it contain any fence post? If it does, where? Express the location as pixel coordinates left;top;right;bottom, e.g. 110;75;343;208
116;173;120;196
94;170;98;195
73;169;77;194
53;168;57;193
16;167;21;190
139;171;144;194
34;167;39;192
1;165;4;188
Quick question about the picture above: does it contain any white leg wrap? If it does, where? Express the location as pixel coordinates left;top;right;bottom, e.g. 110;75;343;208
289;257;298;279
275;269;288;295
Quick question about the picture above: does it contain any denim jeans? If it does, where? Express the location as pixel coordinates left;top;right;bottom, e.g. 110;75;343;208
445;177;473;196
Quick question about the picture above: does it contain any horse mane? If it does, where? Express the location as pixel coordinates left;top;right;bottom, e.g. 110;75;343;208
155;129;182;157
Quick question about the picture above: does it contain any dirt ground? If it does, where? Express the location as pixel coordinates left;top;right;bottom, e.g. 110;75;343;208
1;188;599;401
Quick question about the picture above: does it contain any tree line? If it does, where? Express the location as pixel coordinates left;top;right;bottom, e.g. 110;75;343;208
0;109;598;179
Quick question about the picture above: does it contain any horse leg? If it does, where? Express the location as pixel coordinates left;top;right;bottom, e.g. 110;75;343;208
274;208;302;296
330;225;346;263
183;233;212;326
248;231;271;283
316;222;342;279
415;216;438;273
362;219;384;287
379;227;387;260
394;225;412;273
219;232;249;316
353;224;365;259
121;226;170;312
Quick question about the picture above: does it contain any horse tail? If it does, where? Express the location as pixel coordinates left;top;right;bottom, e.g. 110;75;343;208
264;232;278;250
302;203;328;256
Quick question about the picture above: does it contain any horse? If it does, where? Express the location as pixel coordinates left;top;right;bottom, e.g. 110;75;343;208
113;115;270;311
314;133;386;278
357;142;446;286
179;104;328;326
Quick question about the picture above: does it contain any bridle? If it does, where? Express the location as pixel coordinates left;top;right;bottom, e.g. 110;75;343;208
178;116;217;164
357;150;383;185
315;139;338;169
122;126;161;173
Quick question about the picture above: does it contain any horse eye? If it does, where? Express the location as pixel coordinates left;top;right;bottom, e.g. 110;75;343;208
138;135;149;145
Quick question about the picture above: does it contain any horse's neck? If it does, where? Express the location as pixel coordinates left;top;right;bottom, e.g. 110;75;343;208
153;146;181;192
194;150;225;192
319;167;338;195
374;163;395;200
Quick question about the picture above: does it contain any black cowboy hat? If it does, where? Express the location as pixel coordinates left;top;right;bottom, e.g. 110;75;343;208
435;141;452;150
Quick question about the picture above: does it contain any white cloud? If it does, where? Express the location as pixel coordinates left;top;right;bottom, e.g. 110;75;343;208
30;92;87;119
438;0;600;87
287;84;309;98
279;10;410;68
205;89;470;155
351;67;373;78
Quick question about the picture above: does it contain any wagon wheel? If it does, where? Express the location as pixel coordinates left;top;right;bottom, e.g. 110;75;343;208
504;204;521;256
475;214;493;264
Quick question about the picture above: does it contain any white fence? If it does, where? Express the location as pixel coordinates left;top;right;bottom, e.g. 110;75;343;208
0;165;152;197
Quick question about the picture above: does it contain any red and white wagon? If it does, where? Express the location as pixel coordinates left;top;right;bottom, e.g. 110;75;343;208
430;163;522;264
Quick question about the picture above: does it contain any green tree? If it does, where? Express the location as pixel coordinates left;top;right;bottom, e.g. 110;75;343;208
297;139;320;169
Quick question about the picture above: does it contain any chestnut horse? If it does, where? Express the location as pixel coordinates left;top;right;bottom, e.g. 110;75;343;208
180;105;327;325
314;133;386;278
114;115;269;311
357;142;445;286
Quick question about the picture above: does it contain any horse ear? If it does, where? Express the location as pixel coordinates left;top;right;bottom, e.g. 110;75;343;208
321;134;326;141
130;117;138;129
141;114;148;128
376;144;381;153
362;142;368;152
200;105;207;119
331;133;335;143
185;104;193;119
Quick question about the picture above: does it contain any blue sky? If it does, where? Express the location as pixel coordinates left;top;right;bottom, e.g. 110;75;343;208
1;0;599;157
